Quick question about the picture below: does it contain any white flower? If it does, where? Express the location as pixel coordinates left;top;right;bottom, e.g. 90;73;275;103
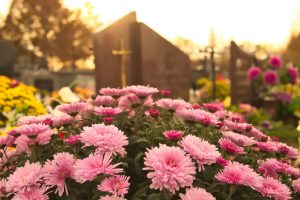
58;87;79;103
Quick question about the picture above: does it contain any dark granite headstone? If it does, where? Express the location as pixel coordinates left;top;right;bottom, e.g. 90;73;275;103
93;12;190;99
229;41;255;104
0;40;15;77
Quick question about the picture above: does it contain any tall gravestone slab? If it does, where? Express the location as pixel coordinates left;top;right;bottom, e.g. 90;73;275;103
229;41;260;104
93;12;190;99
93;12;136;89
0;40;16;77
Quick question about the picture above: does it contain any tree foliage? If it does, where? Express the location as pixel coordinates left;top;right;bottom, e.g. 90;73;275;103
0;0;101;70
283;33;300;67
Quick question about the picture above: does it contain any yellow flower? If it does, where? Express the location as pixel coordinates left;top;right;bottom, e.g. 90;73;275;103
3;106;11;113
223;96;231;108
0;76;47;126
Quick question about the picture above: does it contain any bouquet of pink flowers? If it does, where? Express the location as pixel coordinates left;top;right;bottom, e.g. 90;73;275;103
247;55;298;101
1;85;300;200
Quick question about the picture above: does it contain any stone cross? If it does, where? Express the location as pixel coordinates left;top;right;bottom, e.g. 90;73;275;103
112;38;132;87
93;12;191;99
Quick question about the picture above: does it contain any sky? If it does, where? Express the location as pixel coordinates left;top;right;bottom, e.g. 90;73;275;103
2;0;300;48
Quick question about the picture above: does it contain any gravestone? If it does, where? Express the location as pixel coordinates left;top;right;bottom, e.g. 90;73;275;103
93;12;190;99
0;40;16;77
229;41;258;104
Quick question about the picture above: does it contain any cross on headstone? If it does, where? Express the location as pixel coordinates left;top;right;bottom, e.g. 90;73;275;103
93;12;191;99
112;38;132;87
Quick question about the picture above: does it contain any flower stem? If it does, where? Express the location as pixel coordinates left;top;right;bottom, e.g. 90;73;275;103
226;185;236;200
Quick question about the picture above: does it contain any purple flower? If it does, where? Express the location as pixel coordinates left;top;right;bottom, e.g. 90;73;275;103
268;55;282;69
276;93;292;104
247;66;261;81
263;70;278;85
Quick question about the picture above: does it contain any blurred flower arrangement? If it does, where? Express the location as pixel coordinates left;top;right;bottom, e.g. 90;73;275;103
194;75;230;102
0;76;46;129
1;85;300;199
247;56;300;118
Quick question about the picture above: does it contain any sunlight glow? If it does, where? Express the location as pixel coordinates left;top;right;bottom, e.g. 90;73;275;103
2;0;300;48
62;0;300;48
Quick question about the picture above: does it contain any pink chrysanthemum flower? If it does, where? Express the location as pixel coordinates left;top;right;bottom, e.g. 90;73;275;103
256;141;278;153
268;55;282;69
223;120;253;133
222;131;256;146
192;103;201;109
216;157;229;167
264;70;278;85
218;138;245;155
256;177;291;200
6;161;43;193
0;135;15;147
179;135;221;171
43;152;76;196
258;158;300;178
74;153;122;183
103;116;114;124
94;106;122;116
258;158;280;178
160;89;172;96
57;102;87;115
163;130;184;140
276;142;300;159
247;66;261;80
214;110;227;119
91;95;115;106
14;124;52;136
180;187;216;200
52;114;73;127
292;178;300;193
17;114;53;126
99;87;126;97
64;135;80;145
227;112;246;123
176;109;220;127
215;162;262;189
118;94;141;110
0;179;6;198
80;124;128;156
288;66;298;84
143;95;154;107
249;127;267;141
146;108;160;117
156;98;191;111
98;175;130;196
125;85;159;97
14;135;32;152
14;124;53;152
99;196;124;200
203;102;224;113
143;144;196;193
12;187;49;200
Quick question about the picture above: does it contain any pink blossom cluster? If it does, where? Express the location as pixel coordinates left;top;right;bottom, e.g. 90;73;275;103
176;108;220;127
258;158;300;178
3;151;129;199
156;98;191;111
1;85;299;200
256;141;300;159
14;124;54;153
